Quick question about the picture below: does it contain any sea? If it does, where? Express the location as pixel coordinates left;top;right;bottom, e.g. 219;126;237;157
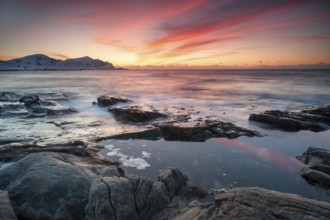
0;69;330;201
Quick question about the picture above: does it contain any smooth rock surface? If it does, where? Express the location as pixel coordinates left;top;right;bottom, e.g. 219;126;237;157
297;147;330;188
0;152;187;220
0;190;17;220
153;187;330;220
249;104;330;132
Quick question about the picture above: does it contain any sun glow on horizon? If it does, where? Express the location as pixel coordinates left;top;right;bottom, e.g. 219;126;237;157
0;0;329;67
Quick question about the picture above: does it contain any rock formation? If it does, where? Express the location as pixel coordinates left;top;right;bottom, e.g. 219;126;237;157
297;147;330;189
249;104;330;132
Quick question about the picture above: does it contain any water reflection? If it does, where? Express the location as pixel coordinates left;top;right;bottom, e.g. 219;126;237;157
1;69;330;202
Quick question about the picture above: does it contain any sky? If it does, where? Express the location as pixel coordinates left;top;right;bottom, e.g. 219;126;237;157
0;0;330;68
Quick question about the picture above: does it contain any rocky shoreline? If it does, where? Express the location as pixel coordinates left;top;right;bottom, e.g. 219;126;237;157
1;147;330;219
1;92;330;219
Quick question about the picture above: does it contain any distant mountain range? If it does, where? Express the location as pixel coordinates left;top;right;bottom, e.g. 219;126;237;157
0;54;119;71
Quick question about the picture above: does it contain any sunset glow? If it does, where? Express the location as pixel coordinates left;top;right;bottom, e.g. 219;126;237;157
1;0;329;67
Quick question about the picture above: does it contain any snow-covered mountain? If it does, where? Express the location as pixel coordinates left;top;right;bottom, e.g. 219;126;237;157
0;54;116;70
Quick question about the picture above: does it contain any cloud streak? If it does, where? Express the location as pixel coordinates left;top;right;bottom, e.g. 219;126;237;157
1;0;330;66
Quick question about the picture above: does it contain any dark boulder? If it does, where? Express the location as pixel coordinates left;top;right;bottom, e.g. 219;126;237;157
96;127;164;141
97;120;261;142
109;106;167;123
97;95;132;107
0;92;20;102
19;95;44;107
158;120;261;142
297;147;330;188
249;104;330;132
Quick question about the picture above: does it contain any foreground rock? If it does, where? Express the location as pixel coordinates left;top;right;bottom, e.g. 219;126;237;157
97;120;262;142
153;187;330;220
0;190;17;220
297;147;330;188
249;104;330;132
109;106;167;123
1;147;330;219
96;95;132;107
0;151;187;220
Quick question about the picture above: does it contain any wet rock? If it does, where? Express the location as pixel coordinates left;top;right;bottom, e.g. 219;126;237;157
98;120;261;142
0;150;187;220
158;120;261;142
97;95;132;107
0;103;28;118
30;107;78;117
0;92;20;102
0;92;77;118
19;95;44;107
249;104;330;132
0;190;17;220
109;106;167;123
153;187;330;220
297;147;330;188
96;127;163;141
0;142;112;163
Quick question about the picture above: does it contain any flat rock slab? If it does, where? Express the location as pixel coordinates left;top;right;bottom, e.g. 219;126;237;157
297;147;330;188
0;151;187;220
109;106;167;123
249;104;330;132
153;187;330;220
96;95;132;106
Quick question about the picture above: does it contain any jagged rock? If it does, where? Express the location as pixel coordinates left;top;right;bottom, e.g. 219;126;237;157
0;92;20;102
97;95;132;107
158;120;261;141
109;106;167;123
249;104;330;132
297;147;330;188
0;190;17;220
30;107;78;117
153;187;330;220
0;151;187;220
19;95;44;107
158;167;188;197
97;120;261;142
0;93;77;118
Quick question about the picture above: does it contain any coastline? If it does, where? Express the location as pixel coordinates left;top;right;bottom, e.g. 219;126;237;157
1;70;330;219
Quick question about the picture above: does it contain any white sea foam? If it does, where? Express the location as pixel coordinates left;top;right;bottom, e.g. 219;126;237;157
105;145;150;170
142;151;151;158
